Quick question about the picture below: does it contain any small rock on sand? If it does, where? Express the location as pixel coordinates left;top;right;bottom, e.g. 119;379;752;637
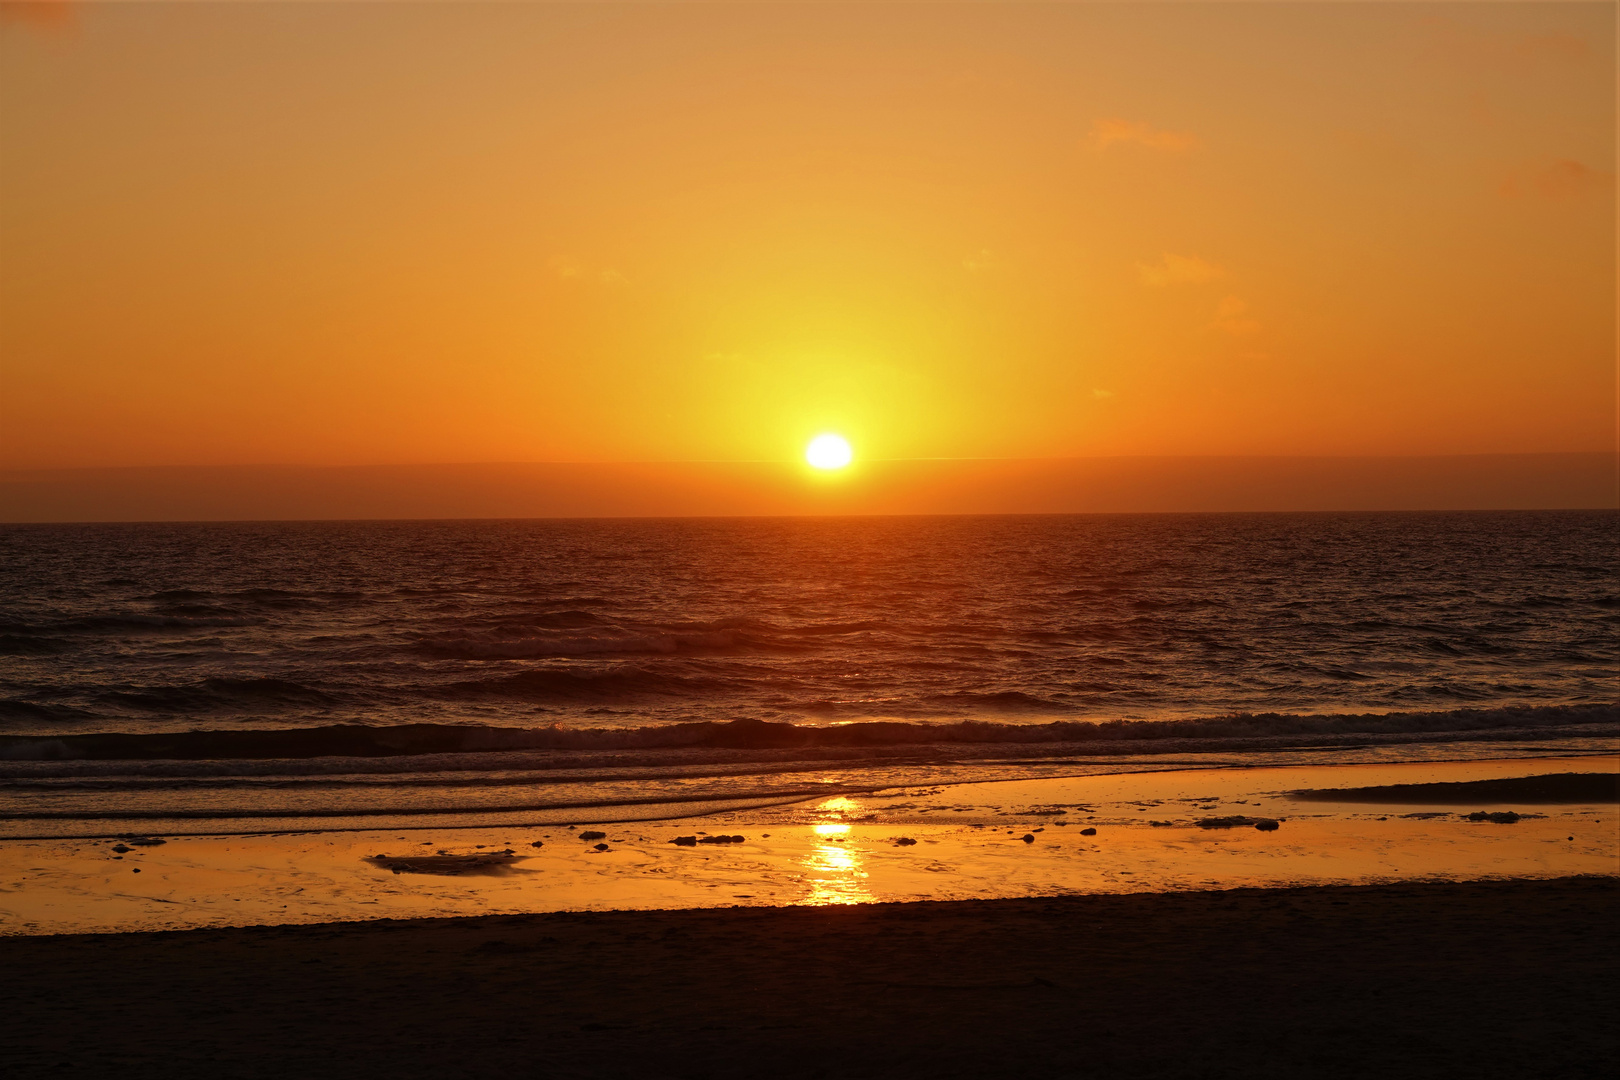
1080;828;1097;836
530;840;544;848
1465;811;1521;824
593;843;610;851
1197;816;1259;829
365;852;519;876
111;844;132;853
1254;819;1281;831
670;836;698;846
579;831;607;841
893;837;918;846
697;835;745;845
1021;834;1035;843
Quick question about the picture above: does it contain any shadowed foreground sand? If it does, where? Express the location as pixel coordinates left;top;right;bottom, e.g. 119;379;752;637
3;877;1614;1079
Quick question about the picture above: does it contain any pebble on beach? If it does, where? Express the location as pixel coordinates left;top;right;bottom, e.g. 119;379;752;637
1080;828;1097;836
1021;834;1035;844
579;831;607;841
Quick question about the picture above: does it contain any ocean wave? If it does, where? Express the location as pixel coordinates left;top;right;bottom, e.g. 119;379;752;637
93;678;339;714
0;634;63;656
920;690;1070;711
417;616;889;661
420;628;760;660
3;703;1612;763
434;666;735;701
146;589;211;602
42;614;259;634
0;699;97;724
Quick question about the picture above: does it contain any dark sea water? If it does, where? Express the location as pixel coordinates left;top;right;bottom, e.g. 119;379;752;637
1;512;1614;836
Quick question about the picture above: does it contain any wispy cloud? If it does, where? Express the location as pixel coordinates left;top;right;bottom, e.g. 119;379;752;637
1137;253;1222;287
1088;118;1198;153
1090;388;1116;401
962;249;997;273
555;260;629;287
1500;160;1614;201
1210;296;1261;336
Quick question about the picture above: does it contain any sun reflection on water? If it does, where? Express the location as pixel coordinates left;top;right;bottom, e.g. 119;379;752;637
801;836;873;905
800;819;874;904
815;796;861;817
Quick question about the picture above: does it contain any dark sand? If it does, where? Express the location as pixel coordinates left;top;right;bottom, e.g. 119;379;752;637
4;877;1615;1079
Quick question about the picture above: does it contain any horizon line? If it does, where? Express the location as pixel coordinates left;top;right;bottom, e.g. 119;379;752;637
3;449;1614;475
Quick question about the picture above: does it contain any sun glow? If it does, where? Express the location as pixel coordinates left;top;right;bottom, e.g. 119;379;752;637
805;434;853;470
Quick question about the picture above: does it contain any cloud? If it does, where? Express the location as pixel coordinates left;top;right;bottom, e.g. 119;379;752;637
554;260;628;287
1137;253;1223;287
0;1;75;32
962;249;997;273
1500;160;1614;201
1210;296;1261;336
1088;119;1198;153
1090;388;1115;401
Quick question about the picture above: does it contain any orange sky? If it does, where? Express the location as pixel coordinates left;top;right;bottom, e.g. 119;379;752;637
1;1;1613;470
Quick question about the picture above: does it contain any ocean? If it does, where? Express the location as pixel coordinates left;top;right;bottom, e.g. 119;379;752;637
1;512;1614;838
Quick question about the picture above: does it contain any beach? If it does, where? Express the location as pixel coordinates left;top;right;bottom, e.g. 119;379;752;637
3;752;1616;1076
4;876;1614;1079
3;754;1614;934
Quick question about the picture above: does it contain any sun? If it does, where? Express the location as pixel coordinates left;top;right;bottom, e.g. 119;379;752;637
805;434;853;470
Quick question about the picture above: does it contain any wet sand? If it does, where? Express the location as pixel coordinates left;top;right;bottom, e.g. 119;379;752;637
3;754;1614;935
3;876;1614;1079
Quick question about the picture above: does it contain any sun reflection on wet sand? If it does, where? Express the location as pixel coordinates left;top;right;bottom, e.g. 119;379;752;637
800;821;873;905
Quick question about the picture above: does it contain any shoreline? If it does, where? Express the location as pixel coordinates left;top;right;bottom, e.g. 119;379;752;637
4;753;1615;937
5;876;1615;1078
3;737;1613;844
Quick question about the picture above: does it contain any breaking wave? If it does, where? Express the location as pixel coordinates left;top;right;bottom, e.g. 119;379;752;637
3;703;1612;764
